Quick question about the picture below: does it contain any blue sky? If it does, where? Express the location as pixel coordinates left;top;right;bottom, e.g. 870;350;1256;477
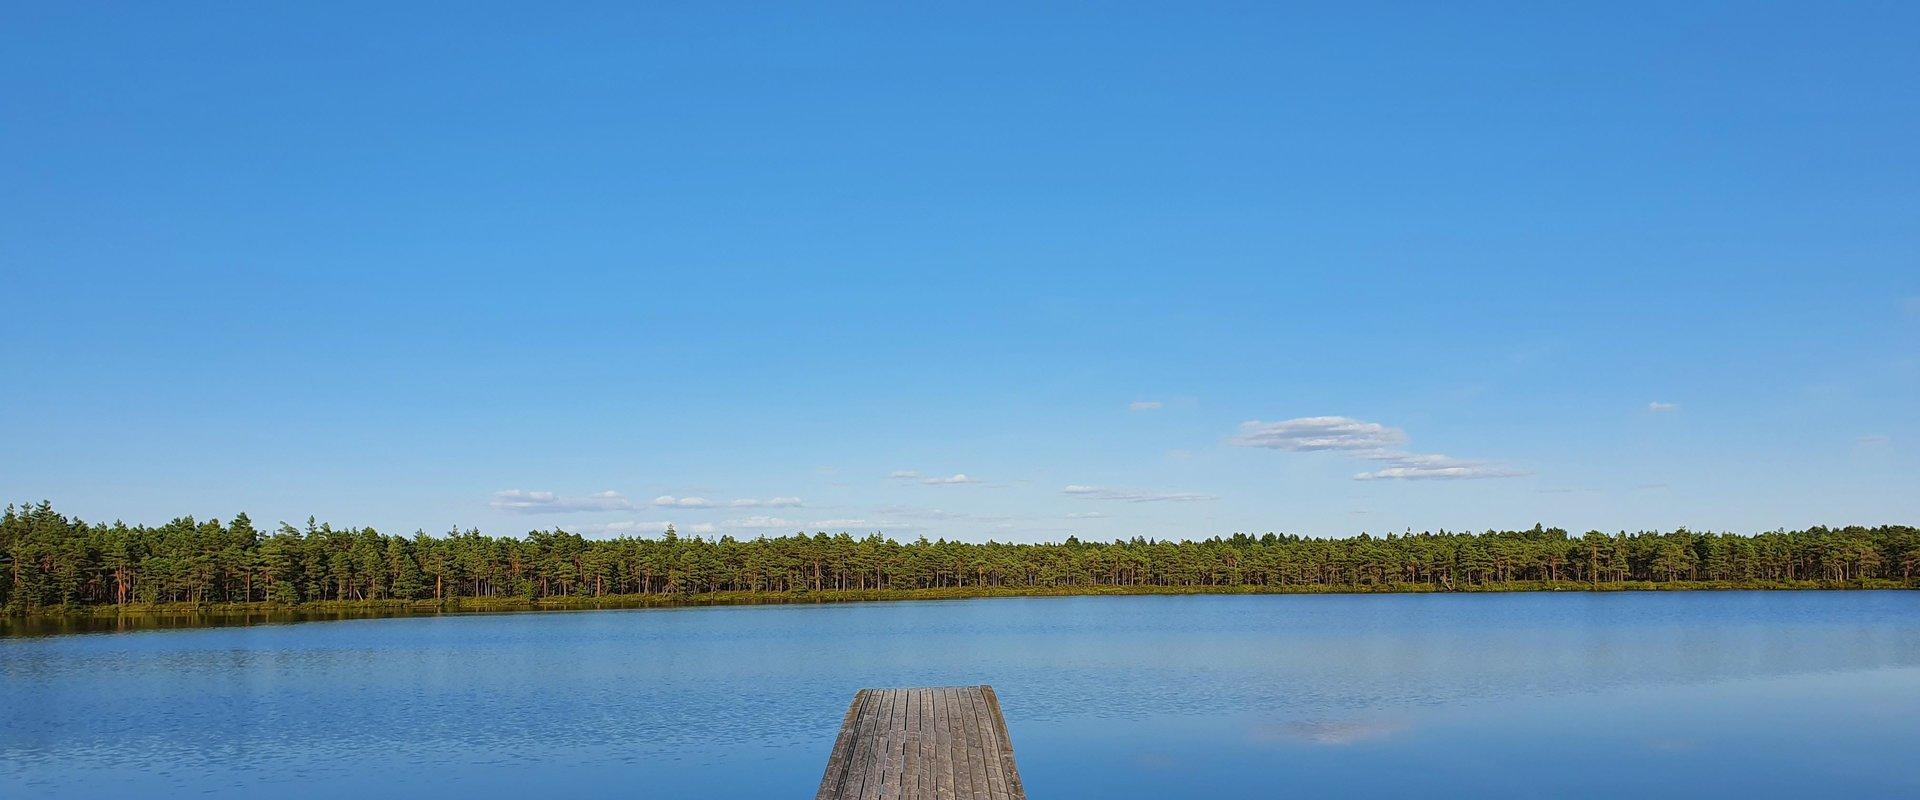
3;3;1915;541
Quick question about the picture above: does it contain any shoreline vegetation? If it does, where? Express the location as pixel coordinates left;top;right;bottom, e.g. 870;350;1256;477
5;502;1915;634
6;580;1914;636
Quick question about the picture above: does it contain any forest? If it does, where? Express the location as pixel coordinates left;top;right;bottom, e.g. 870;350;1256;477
3;501;1916;613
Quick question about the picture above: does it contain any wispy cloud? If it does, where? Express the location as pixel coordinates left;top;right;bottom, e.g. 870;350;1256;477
1129;400;1164;411
1647;401;1679;413
921;473;980;485
490;490;634;514
1231;415;1524;482
729;497;803;508
1062;485;1218;503
873;505;982;521
1065;511;1109;519
721;515;800;530
1856;434;1890;446
1352;453;1527;481
1229;417;1408;451
809;517;927;532
599;520;676;535
652;495;716;509
891;470;983;485
561;519;714;538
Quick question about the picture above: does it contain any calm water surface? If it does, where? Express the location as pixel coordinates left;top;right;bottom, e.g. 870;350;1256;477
5;592;1919;798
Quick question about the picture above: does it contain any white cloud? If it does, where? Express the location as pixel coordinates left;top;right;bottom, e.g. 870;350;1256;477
1856;434;1890;446
721;515;800;530
561;519;715;539
1129;401;1164;411
892;470;981;485
865;506;1014;527
1647;401;1679;413
563;520;666;537
1065;511;1109;519
651;495;716;509
492;490;560;512
1062;484;1219;503
810;517;928;532
1229;417;1408;451
490;489;635;514
921;473;980;485
1352;452;1528;481
873;505;968;520
1231;415;1524;482
729;496;804;508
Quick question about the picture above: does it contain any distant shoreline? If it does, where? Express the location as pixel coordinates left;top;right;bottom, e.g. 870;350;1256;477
9;503;1917;637
7;580;1913;636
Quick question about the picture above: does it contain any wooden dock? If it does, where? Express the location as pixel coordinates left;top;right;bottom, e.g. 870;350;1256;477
816;685;1027;800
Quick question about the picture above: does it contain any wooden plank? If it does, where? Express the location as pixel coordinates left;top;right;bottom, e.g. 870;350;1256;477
901;687;918;800
980;686;1026;799
816;689;870;800
960;682;1006;794
867;688;897;800
962;686;991;798
855;689;885;800
901;687;922;800
849;689;887;800
917;684;937;800
931;688;958;800
817;686;1026;800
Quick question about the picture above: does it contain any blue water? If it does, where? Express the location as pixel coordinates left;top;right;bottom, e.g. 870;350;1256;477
5;592;1920;798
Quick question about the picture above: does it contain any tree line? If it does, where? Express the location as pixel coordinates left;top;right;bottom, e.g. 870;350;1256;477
3;501;1915;612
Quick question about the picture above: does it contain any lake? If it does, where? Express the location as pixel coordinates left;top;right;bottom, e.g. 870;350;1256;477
4;591;1919;798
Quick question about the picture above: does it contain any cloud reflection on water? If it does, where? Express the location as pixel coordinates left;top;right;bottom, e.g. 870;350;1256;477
1252;717;1409;746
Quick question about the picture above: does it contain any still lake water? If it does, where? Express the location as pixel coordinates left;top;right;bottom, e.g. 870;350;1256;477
4;592;1919;798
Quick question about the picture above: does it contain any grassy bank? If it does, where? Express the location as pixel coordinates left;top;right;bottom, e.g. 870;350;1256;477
10;578;1914;628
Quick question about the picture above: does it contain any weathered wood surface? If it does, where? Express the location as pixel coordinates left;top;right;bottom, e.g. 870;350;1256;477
816;685;1027;800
